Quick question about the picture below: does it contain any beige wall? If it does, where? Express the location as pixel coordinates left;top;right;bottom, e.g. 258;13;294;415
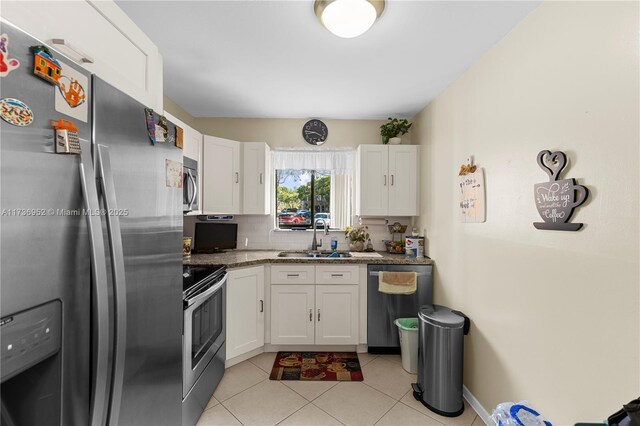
193;117;397;148
412;1;639;423
163;96;198;129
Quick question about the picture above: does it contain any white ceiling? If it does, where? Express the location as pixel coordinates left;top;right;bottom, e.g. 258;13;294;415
116;0;540;119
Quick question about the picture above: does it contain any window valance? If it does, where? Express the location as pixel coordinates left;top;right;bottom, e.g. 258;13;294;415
272;148;354;175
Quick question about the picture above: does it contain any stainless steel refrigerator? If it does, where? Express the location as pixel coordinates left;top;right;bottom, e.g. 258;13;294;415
0;21;182;426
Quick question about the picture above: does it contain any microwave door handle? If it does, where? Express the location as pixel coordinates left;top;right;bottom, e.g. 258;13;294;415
186;275;227;307
183;170;190;206
78;142;110;426
96;145;127;426
188;170;197;209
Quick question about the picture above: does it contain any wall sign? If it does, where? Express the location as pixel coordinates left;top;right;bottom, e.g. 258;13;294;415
534;150;588;231
458;160;485;223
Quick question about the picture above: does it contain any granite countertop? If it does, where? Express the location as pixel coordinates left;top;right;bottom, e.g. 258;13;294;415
184;250;433;269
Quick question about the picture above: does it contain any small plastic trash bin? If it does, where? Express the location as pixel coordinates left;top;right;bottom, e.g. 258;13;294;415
394;318;419;374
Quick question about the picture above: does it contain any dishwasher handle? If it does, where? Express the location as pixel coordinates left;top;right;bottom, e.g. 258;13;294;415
369;271;428;277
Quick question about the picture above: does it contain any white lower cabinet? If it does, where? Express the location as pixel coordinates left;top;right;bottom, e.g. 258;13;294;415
270;265;359;346
315;285;359;345
270;285;315;345
226;266;265;360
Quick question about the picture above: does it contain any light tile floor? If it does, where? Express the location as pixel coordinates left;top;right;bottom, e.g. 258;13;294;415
197;352;482;426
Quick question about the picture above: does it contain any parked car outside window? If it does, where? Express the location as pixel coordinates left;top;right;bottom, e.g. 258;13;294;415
314;213;331;227
278;213;303;226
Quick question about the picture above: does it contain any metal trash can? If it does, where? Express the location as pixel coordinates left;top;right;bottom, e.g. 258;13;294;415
411;305;470;417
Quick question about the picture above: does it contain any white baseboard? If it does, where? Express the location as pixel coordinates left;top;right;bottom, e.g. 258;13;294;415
463;385;492;425
225;346;264;368
264;344;358;352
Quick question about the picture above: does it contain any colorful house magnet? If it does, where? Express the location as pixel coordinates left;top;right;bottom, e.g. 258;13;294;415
31;45;62;85
0;34;20;77
0;98;34;126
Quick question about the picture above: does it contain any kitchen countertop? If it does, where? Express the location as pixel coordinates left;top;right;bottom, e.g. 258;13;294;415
184;250;433;269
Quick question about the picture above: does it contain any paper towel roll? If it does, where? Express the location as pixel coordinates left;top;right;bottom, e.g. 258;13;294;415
358;217;388;226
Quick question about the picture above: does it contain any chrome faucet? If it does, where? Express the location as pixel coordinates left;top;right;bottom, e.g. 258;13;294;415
311;218;329;251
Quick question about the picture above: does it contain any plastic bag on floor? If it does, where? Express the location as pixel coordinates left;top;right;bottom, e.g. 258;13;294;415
491;401;553;426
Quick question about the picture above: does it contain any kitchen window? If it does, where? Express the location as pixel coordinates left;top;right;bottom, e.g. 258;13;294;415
275;169;330;230
273;148;354;230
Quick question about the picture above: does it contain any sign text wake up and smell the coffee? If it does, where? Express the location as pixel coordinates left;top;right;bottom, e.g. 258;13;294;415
533;150;589;231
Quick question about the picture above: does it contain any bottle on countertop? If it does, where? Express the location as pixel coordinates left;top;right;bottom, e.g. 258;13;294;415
331;237;338;252
366;238;374;252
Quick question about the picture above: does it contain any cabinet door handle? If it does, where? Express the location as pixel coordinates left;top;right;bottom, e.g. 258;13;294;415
317;309;321;322
260;299;264;313
309;309;313;322
287;274;299;278
384;175;387;186
259;173;263;184
235;172;239;183
391;174;394;186
331;274;343;277
50;38;94;63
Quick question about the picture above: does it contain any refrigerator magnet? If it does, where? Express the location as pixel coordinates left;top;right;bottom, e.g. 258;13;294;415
31;45;62;85
0;34;20;77
156;115;169;143
165;159;183;188
175;126;183;149
0;98;34;126
54;60;88;123
145;108;156;145
154;124;166;143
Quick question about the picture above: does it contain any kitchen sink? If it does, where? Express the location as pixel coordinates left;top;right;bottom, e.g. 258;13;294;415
277;251;353;259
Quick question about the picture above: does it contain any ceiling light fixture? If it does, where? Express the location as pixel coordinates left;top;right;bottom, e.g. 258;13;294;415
314;0;385;39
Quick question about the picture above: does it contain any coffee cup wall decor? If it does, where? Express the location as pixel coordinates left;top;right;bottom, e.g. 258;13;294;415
533;150;589;231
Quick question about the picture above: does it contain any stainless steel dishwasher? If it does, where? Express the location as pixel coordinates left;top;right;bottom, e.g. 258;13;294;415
367;264;433;354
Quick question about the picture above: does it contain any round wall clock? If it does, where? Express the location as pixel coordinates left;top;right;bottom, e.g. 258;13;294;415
302;119;328;145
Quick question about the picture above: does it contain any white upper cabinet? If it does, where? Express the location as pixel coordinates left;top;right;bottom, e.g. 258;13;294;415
388;145;419;216
242;143;271;215
356;145;419;216
163;112;202;164
356;145;389;216
2;1;164;111
202;136;241;214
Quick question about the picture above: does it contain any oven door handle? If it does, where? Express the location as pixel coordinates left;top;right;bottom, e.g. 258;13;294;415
186;274;227;308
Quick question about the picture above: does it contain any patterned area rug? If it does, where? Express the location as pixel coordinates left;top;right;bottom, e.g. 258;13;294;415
269;352;363;381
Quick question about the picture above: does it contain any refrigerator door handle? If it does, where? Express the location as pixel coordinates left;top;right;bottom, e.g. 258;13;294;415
78;142;110;426
188;169;197;210
96;144;127;426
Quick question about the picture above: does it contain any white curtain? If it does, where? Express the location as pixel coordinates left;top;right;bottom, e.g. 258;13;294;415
272;148;354;229
272;148;354;175
330;172;352;230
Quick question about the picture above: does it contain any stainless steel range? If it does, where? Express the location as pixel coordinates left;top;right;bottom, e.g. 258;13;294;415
182;265;227;426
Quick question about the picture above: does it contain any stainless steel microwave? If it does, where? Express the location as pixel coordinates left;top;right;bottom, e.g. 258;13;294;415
183;157;199;213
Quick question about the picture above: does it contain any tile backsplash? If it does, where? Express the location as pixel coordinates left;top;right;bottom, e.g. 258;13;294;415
184;215;415;252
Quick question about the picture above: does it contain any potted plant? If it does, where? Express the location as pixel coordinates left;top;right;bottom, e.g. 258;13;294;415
345;226;369;252
380;117;412;144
